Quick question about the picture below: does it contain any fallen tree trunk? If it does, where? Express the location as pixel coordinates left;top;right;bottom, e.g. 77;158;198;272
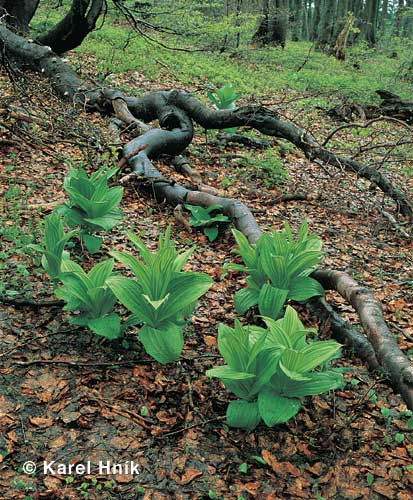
327;90;413;125
307;296;380;370
1;21;412;408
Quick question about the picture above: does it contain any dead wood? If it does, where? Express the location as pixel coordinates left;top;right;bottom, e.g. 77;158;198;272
327;90;413;125
307;296;380;369
313;269;413;409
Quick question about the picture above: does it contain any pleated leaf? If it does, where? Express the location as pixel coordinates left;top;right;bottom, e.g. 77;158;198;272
226;400;262;431
138;322;184;364
258;388;301;426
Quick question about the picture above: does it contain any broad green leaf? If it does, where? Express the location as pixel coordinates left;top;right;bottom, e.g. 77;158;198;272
206;366;256;381
138;322;184;364
156;273;213;321
84;209;122;231
88;259;115;287
284;371;343;397
258;388;301;426
233;287;259;314
83;234;102;254
289;276;324;301
128;231;153;263
204;226;219;242
226;400;261;431
107;276;155;325
88;314;121;340
298;341;342;372
217;321;250;371
258;285;288;320
231;229;256;268
110;250;153;293
287;251;323;279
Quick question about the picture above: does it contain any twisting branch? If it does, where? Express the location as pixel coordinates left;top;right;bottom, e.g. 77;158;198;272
322;116;412;148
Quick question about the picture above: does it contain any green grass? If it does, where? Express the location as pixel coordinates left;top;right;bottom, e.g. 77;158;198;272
31;8;413;106
71;26;412;105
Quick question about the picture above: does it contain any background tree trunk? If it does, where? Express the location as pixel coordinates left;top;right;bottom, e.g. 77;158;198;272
317;0;337;49
0;0;39;32
364;0;379;46
36;0;104;54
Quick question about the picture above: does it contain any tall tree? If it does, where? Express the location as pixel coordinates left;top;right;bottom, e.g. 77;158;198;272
393;0;405;35
380;0;389;34
317;0;337;49
310;0;321;40
253;0;289;48
403;0;413;37
364;0;379;46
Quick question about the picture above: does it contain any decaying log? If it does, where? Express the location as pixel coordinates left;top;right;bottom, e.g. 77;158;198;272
313;269;413;409
307;296;380;369
215;133;271;149
327;90;413;125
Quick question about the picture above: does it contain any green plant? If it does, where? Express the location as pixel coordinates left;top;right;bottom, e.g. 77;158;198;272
227;221;324;320
55;258;120;339
207;83;239;132
231;150;289;189
207;306;342;430
184;204;230;242
107;227;213;363
59;164;123;253
28;213;76;285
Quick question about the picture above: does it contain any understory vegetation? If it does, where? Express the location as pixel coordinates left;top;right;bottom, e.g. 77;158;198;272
1;0;413;499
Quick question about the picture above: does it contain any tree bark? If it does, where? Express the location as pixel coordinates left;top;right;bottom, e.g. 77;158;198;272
0;0;39;32
364;0;379;46
313;270;413;409
36;0;104;54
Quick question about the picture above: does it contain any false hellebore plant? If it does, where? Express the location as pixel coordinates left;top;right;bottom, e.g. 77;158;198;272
207;307;343;430
107;227;213;364
55;258;121;339
184;203;230;242
228;221;324;320
59;165;123;254
29;212;76;285
207;83;239;133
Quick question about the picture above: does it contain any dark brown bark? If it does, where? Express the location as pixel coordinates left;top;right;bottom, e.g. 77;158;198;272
327;90;413;125
307;296;380;370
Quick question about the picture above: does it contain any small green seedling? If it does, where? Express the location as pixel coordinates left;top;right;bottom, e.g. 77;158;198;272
207;83;239;132
29;212;76;285
184;204;230;242
56;258;120;339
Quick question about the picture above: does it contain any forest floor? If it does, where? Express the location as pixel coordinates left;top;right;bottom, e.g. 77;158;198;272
1;41;413;500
